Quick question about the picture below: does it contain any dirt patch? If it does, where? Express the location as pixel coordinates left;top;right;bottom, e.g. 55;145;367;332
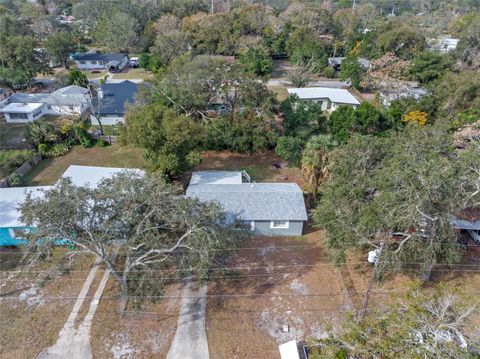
90;280;181;359
206;231;349;358
189;150;305;188
0;251;95;359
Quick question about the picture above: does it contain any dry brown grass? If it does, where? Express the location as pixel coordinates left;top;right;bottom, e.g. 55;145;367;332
206;231;348;358
0;251;95;359
90;280;182;358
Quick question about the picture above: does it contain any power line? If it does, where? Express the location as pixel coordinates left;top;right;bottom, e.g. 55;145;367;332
2;290;480;301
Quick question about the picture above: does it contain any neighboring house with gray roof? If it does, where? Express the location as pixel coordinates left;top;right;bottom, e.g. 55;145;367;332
48;85;90;116
73;52;128;72
0;86;90;122
186;171;308;236
90;80;139;126
379;87;428;107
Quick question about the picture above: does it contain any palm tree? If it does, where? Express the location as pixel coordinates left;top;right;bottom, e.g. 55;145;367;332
301;134;337;204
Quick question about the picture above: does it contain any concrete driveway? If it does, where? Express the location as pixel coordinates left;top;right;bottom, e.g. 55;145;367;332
166;279;210;359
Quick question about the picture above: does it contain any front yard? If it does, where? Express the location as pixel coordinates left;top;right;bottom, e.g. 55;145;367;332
0;250;95;359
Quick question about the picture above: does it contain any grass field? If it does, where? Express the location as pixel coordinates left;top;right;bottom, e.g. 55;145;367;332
24;144;144;185
112;68;152;80
267;85;289;102
0;117;28;150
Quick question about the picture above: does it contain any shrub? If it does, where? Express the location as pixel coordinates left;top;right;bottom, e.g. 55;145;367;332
323;66;335;78
95;139;109;147
275;136;304;165
8;173;23;187
0;149;34;173
40;143;71;158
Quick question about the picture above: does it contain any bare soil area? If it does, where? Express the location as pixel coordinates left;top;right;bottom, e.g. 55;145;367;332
193;150;305;188
0;251;95;359
90;280;182;359
206;231;350;358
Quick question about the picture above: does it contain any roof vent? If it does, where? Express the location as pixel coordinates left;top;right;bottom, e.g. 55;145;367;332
251;184;255;188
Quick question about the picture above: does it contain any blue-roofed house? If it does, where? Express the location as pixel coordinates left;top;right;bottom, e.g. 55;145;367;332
90;80;140;126
186;171;308;236
0;165;144;246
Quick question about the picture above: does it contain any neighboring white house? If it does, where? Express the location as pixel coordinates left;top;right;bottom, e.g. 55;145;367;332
0;102;48;123
379;87;427;107
429;37;459;53
186;171;308;236
90;80;140;126
73;52;129;72
48;85;90;116
327;57;371;71
0;85;90;121
0;165;144;247
287;87;361;112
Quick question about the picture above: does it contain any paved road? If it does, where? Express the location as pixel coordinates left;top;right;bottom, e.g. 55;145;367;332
267;79;350;88
166;279;210;359
37;258;110;359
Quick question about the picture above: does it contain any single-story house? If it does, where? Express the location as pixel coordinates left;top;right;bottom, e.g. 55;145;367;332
429;37;459;53
186;171;308;236
90;80;139;126
0;102;48;123
452;208;480;244
287;87;360;112
0;165;143;246
0;85;90;121
379;87;427;107
48;85;90;116
328;57;371;71
73;52;128;72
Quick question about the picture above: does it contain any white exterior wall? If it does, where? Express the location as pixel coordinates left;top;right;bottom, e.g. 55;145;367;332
90;114;124;126
3;104;47;123
75;60;107;70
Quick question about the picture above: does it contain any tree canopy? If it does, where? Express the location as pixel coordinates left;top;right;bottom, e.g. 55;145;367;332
313;126;480;278
20;172;246;296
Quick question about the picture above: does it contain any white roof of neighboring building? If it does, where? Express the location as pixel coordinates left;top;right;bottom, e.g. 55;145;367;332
0;165;144;228
287;87;360;105
60;165;144;188
279;340;302;359
189;171;243;185
0;186;51;227
0;102;44;113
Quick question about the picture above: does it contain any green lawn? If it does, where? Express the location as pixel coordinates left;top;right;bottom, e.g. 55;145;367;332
24;144;144;185
0;118;28;150
112;68;151;80
86;71;108;79
267;85;289;102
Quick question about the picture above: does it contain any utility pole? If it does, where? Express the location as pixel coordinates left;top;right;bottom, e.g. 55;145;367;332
211;0;214;14
352;0;356;10
359;241;384;321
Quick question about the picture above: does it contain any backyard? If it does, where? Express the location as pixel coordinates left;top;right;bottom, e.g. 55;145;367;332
24;145;144;185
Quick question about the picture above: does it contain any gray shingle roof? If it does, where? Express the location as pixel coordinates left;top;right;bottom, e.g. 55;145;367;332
93;80;139;115
73;53;127;62
187;182;308;221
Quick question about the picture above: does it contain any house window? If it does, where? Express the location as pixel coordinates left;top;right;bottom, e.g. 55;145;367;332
250;221;255;231
91;60;97;65
79;60;86;65
270;220;289;229
8;112;29;120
